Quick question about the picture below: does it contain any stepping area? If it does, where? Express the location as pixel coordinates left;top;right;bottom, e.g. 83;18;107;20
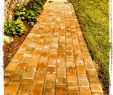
4;0;103;95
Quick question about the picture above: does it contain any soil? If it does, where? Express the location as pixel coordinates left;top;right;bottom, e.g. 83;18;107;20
98;71;109;95
95;61;109;95
3;22;33;69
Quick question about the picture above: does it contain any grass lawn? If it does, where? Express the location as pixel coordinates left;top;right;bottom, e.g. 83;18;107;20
69;0;110;93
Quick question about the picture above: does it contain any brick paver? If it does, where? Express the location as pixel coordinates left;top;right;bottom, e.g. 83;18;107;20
4;0;103;95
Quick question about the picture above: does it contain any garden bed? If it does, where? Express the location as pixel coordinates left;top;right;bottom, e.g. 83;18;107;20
3;22;33;68
4;0;46;68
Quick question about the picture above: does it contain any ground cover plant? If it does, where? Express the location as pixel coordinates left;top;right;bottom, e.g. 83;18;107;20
69;0;110;93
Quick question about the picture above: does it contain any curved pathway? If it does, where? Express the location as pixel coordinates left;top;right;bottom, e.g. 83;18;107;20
4;0;103;95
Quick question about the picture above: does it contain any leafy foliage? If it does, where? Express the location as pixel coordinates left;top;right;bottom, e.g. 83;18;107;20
13;0;44;25
26;0;43;12
4;0;46;37
4;19;26;36
13;5;27;20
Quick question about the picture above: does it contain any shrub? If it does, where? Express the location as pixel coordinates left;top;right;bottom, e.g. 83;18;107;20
24;10;37;25
4;19;26;36
26;0;42;13
14;5;37;26
34;0;43;7
13;5;27;20
13;0;44;25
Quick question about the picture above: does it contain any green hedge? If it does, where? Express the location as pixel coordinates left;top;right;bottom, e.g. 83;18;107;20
69;0;110;91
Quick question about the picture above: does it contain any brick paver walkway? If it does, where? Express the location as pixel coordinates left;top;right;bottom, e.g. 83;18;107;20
4;0;103;95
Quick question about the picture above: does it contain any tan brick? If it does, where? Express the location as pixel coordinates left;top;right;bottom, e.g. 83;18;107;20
68;89;79;95
79;87;91;95
41;51;49;57
38;62;47;70
11;74;22;82
48;60;56;65
14;53;23;59
92;92;103;95
39;57;48;65
57;59;66;68
4;70;13;78
57;68;66;78
67;66;76;74
35;68;46;81
66;51;74;57
22;72;35;79
78;73;88;80
74;53;79;60
30;81;43;95
45;73;56;81
66;61;75;67
85;62;95;70
4;78;10;86
66;45;74;50
81;43;87;48
19;79;33;93
15;67;26;76
23;53;32;59
49;52;57;59
76;66;86;74
27;66;36;72
17;61;28;68
5;62;19;72
78;79;89;87
55;85;67;95
75;59;84;65
58;53;65;59
5;82;20;95
10;58;21;63
44;80;55;88
87;70;100;83
27;58;39;66
66;57;75;62
27;41;37;51
67;75;77;82
43;88;54;95
47;66;56;74
67;82;78;89
56;78;67;86
90;83;103;93
78;73;90;87
82;52;92;62
73;45;81;50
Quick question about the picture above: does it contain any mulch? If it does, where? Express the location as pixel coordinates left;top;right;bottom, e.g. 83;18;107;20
3;22;33;69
